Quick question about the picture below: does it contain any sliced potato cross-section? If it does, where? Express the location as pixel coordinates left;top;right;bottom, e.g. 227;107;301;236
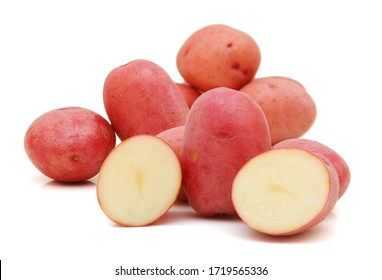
232;148;339;236
97;135;182;226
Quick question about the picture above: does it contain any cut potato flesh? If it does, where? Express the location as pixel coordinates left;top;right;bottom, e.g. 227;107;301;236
97;135;182;226
232;148;333;235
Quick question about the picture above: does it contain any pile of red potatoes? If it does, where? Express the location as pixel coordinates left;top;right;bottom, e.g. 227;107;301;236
24;24;350;236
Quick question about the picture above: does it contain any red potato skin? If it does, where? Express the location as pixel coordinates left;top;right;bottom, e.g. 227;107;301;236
103;59;189;140
273;139;350;199
156;126;188;202
182;87;271;216
240;76;316;145
176;24;261;91
24;107;116;182
257;149;340;236
176;83;201;108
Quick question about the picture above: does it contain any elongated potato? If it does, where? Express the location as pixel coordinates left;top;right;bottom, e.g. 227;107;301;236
182;87;271;216
103;59;189;140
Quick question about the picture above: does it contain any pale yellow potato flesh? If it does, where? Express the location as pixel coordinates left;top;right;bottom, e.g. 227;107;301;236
232;149;330;235
97;135;182;226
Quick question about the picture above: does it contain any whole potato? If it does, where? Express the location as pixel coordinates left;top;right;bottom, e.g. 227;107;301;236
176;24;261;91
24;107;116;182
240;76;317;145
182;87;271;216
103;59;189;140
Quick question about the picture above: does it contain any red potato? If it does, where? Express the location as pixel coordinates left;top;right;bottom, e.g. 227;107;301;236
103;59;189;141
182;87;271;216
240;76;317;145
273;138;350;199
24;107;116;182
97;135;182;226
156;126;188;202
232;148;340;236
176;24;261;91
176;83;201;108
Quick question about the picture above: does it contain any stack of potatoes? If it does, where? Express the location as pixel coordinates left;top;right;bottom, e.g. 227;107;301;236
25;24;350;237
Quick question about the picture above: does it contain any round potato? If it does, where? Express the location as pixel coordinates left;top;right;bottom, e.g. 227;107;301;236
240;76;317;145
24;107;116;182
176;24;261;91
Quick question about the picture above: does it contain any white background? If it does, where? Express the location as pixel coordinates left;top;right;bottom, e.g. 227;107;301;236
1;0;381;279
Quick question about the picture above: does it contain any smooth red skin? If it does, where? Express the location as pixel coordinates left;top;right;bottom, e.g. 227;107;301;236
182;87;271;216
156;126;188;202
103;59;189;141
24;107;116;182
240;76;317;145
176;83;201;108
250;149;340;236
273;139;351;199
176;24;261;91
